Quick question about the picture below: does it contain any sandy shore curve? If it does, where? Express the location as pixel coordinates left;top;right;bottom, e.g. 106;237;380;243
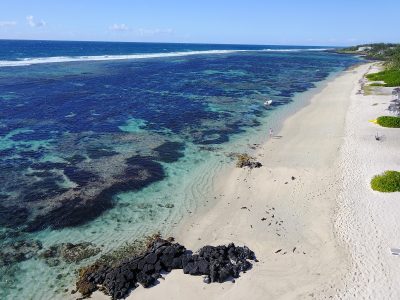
93;62;399;300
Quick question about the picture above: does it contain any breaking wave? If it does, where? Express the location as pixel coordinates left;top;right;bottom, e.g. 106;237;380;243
0;48;331;67
261;48;332;52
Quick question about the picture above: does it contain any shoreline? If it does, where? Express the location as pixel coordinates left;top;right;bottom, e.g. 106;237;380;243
92;63;373;299
163;66;352;240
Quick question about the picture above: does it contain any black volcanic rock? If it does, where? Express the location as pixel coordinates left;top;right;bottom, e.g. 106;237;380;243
76;237;256;299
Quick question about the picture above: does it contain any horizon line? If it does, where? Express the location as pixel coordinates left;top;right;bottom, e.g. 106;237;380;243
0;38;343;48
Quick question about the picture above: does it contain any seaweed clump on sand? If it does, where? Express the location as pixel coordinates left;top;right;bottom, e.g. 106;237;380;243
235;153;262;169
75;234;256;299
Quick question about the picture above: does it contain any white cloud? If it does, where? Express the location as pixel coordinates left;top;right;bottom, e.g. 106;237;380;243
109;24;129;31
108;23;174;38
26;16;46;28
0;21;17;28
108;24;174;37
137;28;174;37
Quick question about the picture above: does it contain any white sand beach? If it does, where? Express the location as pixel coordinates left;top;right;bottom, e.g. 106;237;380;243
334;64;400;299
92;63;400;300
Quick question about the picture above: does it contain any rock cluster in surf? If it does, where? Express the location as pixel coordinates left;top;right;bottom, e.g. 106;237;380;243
76;237;256;299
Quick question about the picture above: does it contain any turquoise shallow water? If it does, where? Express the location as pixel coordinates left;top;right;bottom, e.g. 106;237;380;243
0;40;360;299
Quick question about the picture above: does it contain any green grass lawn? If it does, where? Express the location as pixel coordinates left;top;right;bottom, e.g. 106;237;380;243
376;116;400;128
371;171;400;192
366;69;400;87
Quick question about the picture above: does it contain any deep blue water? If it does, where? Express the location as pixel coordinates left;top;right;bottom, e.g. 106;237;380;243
0;40;360;298
0;39;328;61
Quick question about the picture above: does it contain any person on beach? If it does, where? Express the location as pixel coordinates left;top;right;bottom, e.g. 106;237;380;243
269;128;274;138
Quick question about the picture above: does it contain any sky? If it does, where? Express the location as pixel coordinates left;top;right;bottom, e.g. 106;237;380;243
0;0;399;46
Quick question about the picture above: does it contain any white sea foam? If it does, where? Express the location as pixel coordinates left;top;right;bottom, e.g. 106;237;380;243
0;48;332;67
0;50;241;67
261;48;332;52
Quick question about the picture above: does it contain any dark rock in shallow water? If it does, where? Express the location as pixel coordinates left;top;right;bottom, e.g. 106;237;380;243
152;141;185;163
77;265;100;297
194;129;229;145
65;154;87;164
0;204;29;228
86;147;119;160
76;237;255;299
19;150;43;160
63;166;98;186
26;196;112;232
31;161;68;171
26;170;55;178
22;178;68;203
0;239;42;267
124;156;165;181
26;156;165;232
40;242;100;264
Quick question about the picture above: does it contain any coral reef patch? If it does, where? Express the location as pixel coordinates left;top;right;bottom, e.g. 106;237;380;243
40;242;101;265
0;239;42;267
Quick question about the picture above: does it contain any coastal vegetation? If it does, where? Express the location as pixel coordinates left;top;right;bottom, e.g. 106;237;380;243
337;43;400;65
376;116;400;128
371;171;400;192
366;69;400;87
338;43;400;87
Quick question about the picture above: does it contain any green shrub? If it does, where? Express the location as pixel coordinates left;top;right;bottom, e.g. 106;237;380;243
371;171;400;192
366;69;400;87
376;116;400;128
388;51;400;69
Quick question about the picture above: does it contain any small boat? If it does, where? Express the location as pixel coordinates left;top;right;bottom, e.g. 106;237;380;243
390;248;400;256
264;99;273;106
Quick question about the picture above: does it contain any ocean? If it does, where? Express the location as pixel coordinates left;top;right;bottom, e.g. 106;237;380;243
0;40;360;299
